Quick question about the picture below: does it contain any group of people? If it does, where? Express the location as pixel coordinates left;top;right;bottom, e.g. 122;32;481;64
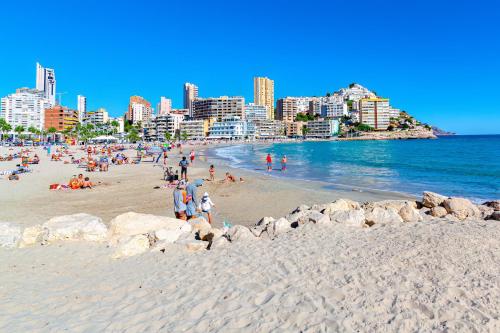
266;153;287;172
173;179;215;224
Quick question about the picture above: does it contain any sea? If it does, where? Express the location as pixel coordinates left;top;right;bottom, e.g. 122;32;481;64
210;135;500;202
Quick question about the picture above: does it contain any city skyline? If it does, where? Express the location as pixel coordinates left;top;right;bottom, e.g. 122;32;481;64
0;0;498;134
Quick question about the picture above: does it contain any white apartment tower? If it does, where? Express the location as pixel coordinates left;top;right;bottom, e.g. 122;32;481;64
0;88;52;131
183;82;199;116
77;95;87;122
36;62;56;106
157;96;172;115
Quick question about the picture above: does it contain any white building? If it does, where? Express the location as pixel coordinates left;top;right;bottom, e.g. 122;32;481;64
77;95;86;122
109;117;125;133
130;103;146;124
157;96;172;115
179;119;208;140
245;103;268;122
85;107;109;125
389;108;401;119
320;95;348;119
144;113;185;141
305;119;339;138
359;98;391;130
183;82;199;116
0;88;52;131
36;62;56;106
254;120;285;138
209;116;249;139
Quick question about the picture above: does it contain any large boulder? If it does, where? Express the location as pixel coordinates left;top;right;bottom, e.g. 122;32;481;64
482;200;500;211
487;211;500;221
209;236;230;250
422;191;448;208
227;225;256;242
112;234;150;259
269;217;292;238
442;198;480;220
0;222;22;249
365;207;403;225
399;203;423;223
188;217;212;239
329;210;366;227
43;214;107;242
430;206;448;218
476;205;495;220
364;200;417;212
19;225;48;248
298;210;330;225
322;199;360;215
109;212;185;238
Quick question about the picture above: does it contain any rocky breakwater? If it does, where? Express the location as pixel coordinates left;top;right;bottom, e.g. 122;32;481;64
1;192;498;257
342;128;437;141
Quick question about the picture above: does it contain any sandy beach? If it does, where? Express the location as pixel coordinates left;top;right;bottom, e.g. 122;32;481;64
0;144;498;332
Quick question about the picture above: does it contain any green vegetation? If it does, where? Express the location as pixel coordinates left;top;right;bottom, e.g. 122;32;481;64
126;127;140;142
355;123;374;132
181;131;189;141
164;131;172;141
349;83;356;88
295;112;315;122
301;126;310;138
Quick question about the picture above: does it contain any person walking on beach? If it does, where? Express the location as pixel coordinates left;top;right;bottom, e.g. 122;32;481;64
266;153;272;172
209;165;215;181
199;192;215;224
281;155;287;172
179;156;189;180
173;181;187;220
189;150;195;165
185;179;203;220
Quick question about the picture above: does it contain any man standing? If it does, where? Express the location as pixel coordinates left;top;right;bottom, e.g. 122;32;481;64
266;153;272;172
173;180;187;220
179;156;189;180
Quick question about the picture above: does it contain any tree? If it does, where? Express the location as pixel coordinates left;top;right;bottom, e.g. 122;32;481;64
48;127;57;142
127;127;140;142
295;112;314;122
181;131;189;141
326;92;331;97
14;125;25;141
349;83;356;88
355;123;374;132
164;131;172;142
110;120;119;134
27;126;38;140
301;126;310;138
0;118;11;141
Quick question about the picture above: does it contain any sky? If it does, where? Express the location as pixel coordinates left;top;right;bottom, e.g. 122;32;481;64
0;0;499;134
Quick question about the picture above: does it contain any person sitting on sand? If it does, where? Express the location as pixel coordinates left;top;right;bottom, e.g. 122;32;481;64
32;154;40;164
209;165;215;181
225;172;236;183
199;192;215;224
87;159;97;172
77;174;85;188
69;175;80;190
81;177;93;189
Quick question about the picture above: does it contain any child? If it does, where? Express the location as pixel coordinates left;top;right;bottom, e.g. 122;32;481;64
199;192;215;224
209;165;215;181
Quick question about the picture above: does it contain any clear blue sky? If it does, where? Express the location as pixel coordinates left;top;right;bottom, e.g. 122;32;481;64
1;0;498;134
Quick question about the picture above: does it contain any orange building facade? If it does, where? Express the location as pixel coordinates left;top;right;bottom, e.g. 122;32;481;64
44;105;79;131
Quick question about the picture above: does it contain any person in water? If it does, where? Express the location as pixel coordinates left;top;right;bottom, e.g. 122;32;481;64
266;153;272;172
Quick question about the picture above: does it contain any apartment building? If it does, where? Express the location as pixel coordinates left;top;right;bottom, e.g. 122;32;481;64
192;96;245;121
44;105;78;131
359;97;391;130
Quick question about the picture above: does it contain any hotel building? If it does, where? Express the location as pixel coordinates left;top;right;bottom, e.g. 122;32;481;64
253;77;274;120
359;97;391;130
276;97;311;122
0;88;52;131
244;103;268;122
44;105;78;131
183;83;199;116
127;96;152;124
77;95;87;122
157;96;172;115
36;62;56;106
192;96;245;121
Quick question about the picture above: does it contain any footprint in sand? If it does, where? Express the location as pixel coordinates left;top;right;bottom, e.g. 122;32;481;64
254;290;275;306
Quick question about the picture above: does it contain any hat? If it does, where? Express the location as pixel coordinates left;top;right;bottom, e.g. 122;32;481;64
193;179;204;187
177;180;187;189
203;192;209;197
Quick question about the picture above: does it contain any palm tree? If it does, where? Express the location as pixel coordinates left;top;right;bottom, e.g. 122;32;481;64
127;127;140;143
301;126;310;139
181;131;189;141
0;118;10;141
27;126;38;140
14;125;25;142
164;131;172;142
110;120;119;135
48;127;57;143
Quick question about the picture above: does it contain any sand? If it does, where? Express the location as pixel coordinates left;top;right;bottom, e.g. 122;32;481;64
1;144;498;332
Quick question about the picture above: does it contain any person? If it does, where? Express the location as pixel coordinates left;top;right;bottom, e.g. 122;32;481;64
173;181;187;220
199;192;215;224
69;175;80;190
100;155;109;171
162;148;168;165
77;174;85;188
32;154;40;164
209;165;215;181
186;179;203;220
266;153;272;172
189;150;195;165
87;146;92;159
281;155;287;172
225;172;236;182
179;156;189;180
81;177;93;189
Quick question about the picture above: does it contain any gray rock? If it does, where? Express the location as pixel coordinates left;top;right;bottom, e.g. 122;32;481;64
0;222;22;249
269;217;292;238
422;191;448;208
330;210;366;227
227;225;256;242
298;210;330;225
19;225;48;248
112;234;150;259
43;213;107;243
292;204;310;214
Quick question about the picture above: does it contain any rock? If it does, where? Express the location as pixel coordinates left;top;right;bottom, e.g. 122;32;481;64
109;212;185;238
19;225;48;247
269;217;292;238
154;227;184;244
476;205;495;220
227;225;256;242
482;200;500;211
0;222;22;249
292;204;310;213
256;216;275;226
430;206;448;218
210;228;224;240
112;234;150;259
286;211;308;224
322;199;360;215
188;217;212;239
183;240;209;252
210;236;229;250
298;210;330;225
365;207;403;225
364;200;417;212
399;203;422;223
487;211;500;221
442;197;480;220
43;214;107;242
422;191;448;208
329;210;366;227
311;203;328;212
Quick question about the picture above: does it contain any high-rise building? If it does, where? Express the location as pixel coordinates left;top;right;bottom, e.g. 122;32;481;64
276;97;312;122
192;96;245;121
183;83;199;116
44;105;78;131
77;95;86;123
244;103;268;122
0;88;52;131
359;97;391;130
253;77;274;120
126;96;152;124
35;62;56;106
157;96;172;115
320;95;348;119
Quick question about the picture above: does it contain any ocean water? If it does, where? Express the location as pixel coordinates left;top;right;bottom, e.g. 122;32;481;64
211;135;500;202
